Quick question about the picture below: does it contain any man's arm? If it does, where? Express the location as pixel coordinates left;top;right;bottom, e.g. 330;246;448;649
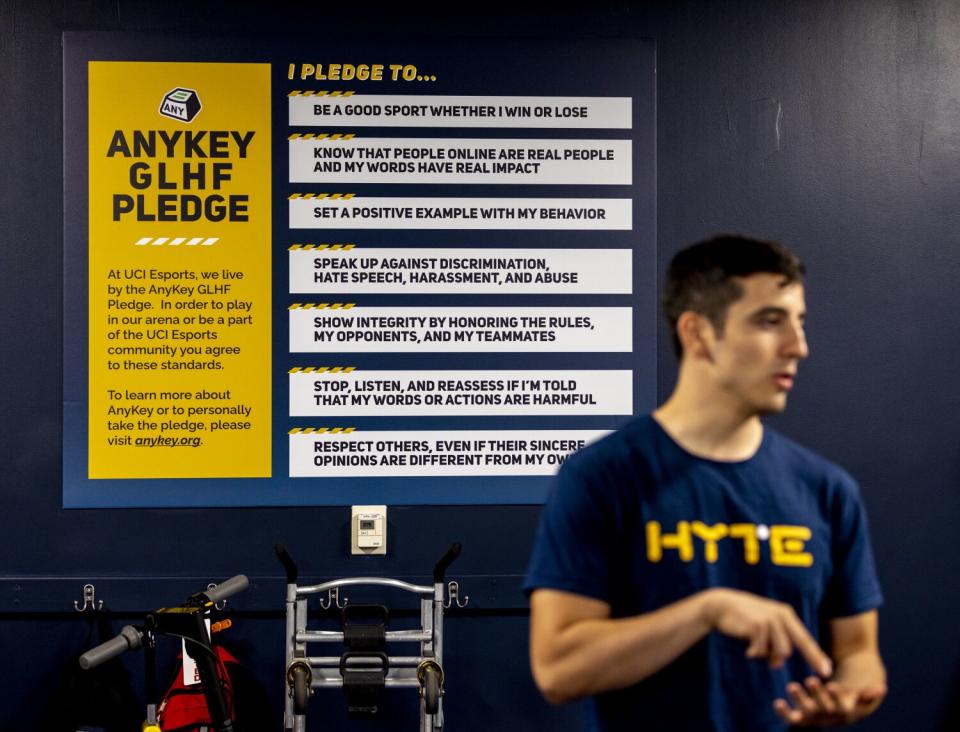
529;588;710;704
530;587;834;705
773;610;886;726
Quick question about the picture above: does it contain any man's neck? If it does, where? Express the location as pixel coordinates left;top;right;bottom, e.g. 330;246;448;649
653;388;763;462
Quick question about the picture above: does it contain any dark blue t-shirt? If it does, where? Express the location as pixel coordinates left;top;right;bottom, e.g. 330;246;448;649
524;416;883;732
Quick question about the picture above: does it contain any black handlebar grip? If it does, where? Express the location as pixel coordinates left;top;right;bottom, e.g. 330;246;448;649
433;543;462;583
274;543;299;583
203;575;249;604
79;625;143;670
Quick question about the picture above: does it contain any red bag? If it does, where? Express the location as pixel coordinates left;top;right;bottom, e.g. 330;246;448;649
157;646;237;732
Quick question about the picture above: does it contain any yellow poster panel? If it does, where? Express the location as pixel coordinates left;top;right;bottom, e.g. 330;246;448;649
88;62;271;478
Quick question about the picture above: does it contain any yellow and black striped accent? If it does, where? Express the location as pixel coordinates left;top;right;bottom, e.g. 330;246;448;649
288;91;356;97
288;133;356;141
288;427;357;435
288;244;355;251
288;366;357;374
288;193;356;200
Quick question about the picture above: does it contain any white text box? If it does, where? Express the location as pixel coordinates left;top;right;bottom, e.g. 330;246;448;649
289;306;633;353
289;94;632;129
289;429;611;477
290;369;633;416
290;248;632;294
291;137;632;185
289;197;632;230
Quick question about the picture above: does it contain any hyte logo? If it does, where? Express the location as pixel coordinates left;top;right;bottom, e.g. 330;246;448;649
159;87;202;123
646;520;815;567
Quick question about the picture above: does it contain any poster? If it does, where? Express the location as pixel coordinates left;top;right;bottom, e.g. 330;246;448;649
63;36;656;507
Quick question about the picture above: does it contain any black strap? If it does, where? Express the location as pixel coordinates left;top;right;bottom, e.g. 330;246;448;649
340;652;388;718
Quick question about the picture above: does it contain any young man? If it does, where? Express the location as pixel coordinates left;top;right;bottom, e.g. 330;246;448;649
525;236;886;731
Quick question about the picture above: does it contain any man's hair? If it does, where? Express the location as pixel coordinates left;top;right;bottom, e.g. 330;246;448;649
662;235;806;358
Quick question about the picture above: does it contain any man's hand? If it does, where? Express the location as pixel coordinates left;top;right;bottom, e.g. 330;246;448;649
773;676;887;726
774;612;887;726
702;588;833;677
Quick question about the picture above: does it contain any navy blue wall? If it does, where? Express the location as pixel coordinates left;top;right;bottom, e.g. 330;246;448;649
1;1;958;730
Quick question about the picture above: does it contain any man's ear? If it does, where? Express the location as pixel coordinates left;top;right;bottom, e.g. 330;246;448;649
677;311;715;362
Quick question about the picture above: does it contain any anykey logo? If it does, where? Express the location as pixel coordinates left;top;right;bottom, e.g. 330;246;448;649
159;87;202;123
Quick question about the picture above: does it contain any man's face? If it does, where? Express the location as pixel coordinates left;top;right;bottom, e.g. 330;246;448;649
707;273;809;415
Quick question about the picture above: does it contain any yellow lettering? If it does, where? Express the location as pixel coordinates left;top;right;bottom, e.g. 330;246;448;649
646;521;693;562
770;525;813;567
729;523;761;565
645;521;813;567
691;522;729;563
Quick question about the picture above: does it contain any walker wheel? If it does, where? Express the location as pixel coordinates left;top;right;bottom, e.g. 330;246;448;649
417;660;444;714
288;661;312;715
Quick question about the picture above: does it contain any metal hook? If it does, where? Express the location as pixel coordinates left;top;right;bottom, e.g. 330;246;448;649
444;581;469;609
206;583;228;611
319;587;347;610
74;583;104;613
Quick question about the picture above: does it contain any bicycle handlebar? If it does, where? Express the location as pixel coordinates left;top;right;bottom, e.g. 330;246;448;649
78;624;143;670
203;574;249;604
80;575;249;671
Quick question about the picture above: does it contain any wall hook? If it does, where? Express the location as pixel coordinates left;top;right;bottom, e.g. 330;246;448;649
206;583;228;611
74;583;104;612
444;581;469;609
319;587;347;610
